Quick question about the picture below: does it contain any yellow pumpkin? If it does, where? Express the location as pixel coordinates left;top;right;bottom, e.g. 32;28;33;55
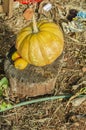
16;20;64;66
14;58;28;70
12;51;20;61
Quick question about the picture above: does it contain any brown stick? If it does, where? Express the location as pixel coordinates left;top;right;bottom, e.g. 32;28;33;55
0;5;3;13
2;0;13;18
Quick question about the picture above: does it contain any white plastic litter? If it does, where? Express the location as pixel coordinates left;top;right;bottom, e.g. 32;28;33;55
43;3;52;12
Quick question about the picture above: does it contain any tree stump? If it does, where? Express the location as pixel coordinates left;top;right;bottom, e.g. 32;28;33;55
4;56;61;99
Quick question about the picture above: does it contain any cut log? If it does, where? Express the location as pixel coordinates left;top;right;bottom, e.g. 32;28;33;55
4;56;62;98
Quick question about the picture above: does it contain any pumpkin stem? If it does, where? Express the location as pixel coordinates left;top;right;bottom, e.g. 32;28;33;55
32;14;38;33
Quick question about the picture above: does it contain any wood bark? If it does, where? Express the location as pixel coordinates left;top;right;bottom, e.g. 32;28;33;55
4;56;62;98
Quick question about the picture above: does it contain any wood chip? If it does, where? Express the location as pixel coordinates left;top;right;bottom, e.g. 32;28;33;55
23;8;33;21
71;97;86;107
0;5;3;13
82;67;86;72
2;0;14;18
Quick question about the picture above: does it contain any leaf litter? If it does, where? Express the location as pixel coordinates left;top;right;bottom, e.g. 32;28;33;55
0;0;86;130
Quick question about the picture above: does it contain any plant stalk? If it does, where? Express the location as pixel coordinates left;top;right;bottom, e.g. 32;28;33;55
32;14;38;33
0;94;86;113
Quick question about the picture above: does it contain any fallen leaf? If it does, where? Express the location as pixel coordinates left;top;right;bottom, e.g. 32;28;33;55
82;67;86;72
23;8;33;21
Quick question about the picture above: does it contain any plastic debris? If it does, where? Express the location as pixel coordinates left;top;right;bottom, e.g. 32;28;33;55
43;3;52;12
77;11;86;19
62;9;86;33
69;19;85;32
62;18;86;34
15;0;42;4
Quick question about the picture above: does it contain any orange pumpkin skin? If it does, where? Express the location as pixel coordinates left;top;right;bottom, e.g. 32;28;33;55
16;20;64;66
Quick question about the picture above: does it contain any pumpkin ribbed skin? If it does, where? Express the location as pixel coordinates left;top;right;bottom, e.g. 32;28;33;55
16;20;64;66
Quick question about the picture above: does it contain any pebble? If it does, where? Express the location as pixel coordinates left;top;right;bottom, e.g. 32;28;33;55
71;97;86;107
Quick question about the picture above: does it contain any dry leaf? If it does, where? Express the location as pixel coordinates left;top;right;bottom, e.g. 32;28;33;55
23;8;33;21
82;67;86;72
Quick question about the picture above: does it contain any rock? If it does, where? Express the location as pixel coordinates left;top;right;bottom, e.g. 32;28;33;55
71;97;86;107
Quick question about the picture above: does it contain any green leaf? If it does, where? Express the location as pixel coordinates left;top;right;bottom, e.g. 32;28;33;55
7;104;12;108
0;77;8;89
0;102;12;110
0;77;9;96
0;102;7;110
0;89;3;96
